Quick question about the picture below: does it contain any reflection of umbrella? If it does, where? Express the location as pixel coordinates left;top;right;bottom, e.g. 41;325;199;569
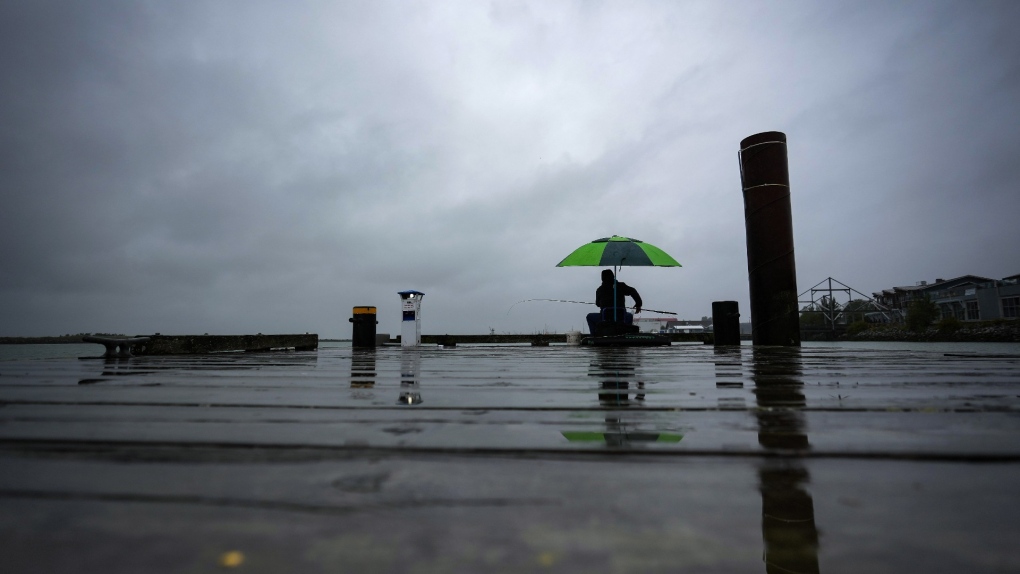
557;235;681;323
561;430;683;445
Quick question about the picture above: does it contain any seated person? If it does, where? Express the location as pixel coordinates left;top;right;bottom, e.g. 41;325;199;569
586;269;642;335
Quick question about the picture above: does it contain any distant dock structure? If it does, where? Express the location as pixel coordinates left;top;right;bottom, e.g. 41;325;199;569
633;317;707;334
81;333;318;357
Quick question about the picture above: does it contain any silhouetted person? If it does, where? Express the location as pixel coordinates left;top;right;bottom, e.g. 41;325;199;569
586;269;642;335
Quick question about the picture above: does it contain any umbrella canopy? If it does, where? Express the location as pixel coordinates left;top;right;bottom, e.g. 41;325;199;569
556;235;681;268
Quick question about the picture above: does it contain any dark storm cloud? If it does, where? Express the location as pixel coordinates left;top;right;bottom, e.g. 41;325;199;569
1;0;1018;337
778;1;1020;286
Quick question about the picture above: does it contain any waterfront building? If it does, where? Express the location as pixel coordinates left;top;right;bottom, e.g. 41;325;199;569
872;274;1020;321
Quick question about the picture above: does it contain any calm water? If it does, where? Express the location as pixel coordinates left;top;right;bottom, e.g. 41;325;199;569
801;340;1020;354
1;339;1018;361
0;343;99;361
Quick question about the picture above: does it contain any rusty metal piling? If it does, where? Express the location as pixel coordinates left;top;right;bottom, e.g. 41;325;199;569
739;131;801;346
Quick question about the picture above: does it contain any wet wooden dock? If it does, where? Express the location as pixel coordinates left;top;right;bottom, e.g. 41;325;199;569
2;343;1019;573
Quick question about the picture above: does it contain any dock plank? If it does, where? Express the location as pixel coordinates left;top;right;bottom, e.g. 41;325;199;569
2;343;1020;573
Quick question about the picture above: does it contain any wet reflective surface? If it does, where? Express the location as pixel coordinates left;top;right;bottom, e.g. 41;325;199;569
1;343;1019;572
751;348;819;574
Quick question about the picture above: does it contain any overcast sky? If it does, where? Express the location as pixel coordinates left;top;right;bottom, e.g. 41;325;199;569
2;0;1018;338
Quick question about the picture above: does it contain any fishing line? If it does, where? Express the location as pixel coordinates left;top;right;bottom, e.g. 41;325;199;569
506;299;677;316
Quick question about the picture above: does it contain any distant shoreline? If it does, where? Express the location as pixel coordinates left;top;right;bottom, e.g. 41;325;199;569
0;335;345;345
3;323;1017;345
0;336;90;345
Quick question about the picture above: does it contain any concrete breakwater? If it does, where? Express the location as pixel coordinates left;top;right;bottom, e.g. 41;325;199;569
78;334;319;356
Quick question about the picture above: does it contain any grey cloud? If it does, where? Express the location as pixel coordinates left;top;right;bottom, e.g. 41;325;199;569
2;0;1018;337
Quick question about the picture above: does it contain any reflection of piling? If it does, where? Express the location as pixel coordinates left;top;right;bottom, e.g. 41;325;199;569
712;301;741;346
760;464;820;574
739;131;800;346
751;346;819;573
350;348;377;389
751;347;809;450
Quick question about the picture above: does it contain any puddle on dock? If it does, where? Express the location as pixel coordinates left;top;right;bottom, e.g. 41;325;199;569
1;344;1019;572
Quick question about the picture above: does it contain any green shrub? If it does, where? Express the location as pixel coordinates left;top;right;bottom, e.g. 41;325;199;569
846;321;870;336
799;310;825;328
937;316;962;334
906;296;938;332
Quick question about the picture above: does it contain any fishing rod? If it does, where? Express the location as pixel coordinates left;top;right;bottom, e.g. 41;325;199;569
506;298;677;316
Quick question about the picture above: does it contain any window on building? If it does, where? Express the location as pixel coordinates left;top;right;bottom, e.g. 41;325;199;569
937;305;950;321
1003;297;1020;319
966;301;980;321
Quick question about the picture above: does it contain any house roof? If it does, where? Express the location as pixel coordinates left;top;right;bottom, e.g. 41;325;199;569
873;275;1000;299
887;275;993;292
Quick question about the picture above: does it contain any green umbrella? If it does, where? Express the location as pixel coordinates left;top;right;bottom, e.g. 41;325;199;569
556;236;681;324
556;235;681;268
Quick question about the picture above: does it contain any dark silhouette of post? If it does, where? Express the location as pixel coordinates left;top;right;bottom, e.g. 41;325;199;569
739;131;801;346
712;301;741;346
349;306;378;348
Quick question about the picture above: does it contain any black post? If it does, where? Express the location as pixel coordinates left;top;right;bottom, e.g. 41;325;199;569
349;306;378;348
739;131;801;346
712;301;741;346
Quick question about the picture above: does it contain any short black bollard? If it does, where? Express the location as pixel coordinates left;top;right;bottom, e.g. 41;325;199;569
349;306;378;348
712;301;741;346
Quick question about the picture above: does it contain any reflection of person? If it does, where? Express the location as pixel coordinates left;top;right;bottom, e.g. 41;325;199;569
592;347;643;406
586;269;642;335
